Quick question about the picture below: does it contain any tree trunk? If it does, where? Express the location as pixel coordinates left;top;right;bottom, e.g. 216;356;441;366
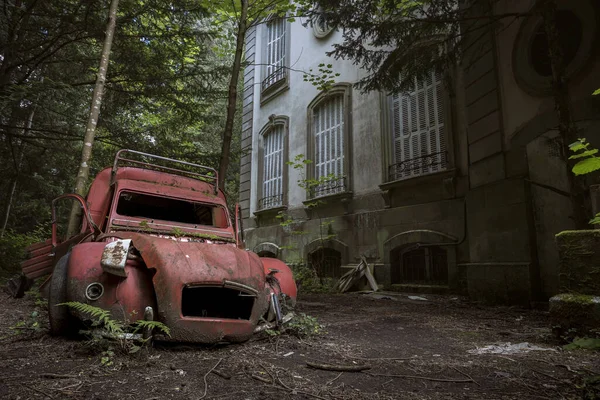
217;0;248;190
67;0;119;236
542;0;588;229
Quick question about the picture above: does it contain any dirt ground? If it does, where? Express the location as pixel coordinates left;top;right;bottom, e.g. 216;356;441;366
1;289;599;400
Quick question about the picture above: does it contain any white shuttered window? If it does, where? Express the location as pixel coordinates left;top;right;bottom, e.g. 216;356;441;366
390;71;447;181
264;18;286;89
262;125;284;208
313;94;345;196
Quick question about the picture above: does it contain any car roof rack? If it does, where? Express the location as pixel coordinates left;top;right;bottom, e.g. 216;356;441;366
111;149;219;194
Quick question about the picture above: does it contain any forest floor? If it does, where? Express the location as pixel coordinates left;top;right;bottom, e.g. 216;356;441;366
1;288;599;400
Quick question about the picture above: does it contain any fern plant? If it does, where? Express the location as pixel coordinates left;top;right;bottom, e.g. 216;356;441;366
59;302;170;338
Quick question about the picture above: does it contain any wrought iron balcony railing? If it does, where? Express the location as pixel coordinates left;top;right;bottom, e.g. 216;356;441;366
310;176;347;199
262;67;287;92
388;151;447;182
258;193;284;211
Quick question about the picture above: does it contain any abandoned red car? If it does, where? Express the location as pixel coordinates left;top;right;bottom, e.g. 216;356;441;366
21;150;297;343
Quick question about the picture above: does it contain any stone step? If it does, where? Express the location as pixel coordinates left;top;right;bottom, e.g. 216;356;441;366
389;284;450;295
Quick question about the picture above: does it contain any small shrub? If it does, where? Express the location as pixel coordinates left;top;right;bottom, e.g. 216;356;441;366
285;313;323;338
0;224;49;280
291;263;336;293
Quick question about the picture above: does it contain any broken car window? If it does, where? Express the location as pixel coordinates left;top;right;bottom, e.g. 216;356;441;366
115;191;226;227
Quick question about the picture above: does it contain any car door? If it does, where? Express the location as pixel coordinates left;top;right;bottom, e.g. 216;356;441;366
21;194;97;280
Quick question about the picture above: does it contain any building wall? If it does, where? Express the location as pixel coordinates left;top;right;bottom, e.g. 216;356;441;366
239;1;600;304
490;0;600;299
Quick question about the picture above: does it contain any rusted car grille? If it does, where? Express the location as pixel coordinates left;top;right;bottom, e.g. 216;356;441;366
181;286;254;320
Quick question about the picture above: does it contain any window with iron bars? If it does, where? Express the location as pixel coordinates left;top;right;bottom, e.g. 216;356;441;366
388;71;447;182
259;124;284;210
312;94;346;197
262;17;286;91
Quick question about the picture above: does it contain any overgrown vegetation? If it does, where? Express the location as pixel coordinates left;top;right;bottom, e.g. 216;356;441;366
60;301;170;360
275;154;342;293
0;223;49;280
265;312;323;339
569;138;600;225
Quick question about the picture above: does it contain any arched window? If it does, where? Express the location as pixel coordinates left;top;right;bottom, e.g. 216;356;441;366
307;84;352;198
388;71;448;182
391;245;448;285
309;248;342;278
257;116;288;211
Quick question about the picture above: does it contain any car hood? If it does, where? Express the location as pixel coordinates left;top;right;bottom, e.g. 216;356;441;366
112;232;265;288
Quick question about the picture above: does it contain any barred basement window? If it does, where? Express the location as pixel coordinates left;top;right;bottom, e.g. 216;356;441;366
262;125;284;209
313;94;345;197
388;71;447;182
263;17;287;91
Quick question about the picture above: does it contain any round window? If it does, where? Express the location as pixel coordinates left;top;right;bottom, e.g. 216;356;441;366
512;0;597;96
312;9;333;38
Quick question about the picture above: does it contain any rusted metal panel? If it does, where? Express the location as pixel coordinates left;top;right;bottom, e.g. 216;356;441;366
115;232;269;343
21;240;53;279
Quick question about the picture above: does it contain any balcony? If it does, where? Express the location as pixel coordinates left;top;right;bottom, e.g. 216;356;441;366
257;194;283;211
388;151;448;182
310;176;347;199
261;67;287;93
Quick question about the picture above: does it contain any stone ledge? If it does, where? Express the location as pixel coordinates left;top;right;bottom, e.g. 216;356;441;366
550;293;600;337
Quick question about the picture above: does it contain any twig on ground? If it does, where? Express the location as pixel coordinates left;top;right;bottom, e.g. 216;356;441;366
275;371;330;400
450;366;480;387
198;358;223;400
211;369;231;380
326;372;343;385
259;362;276;384
366;372;474;383
531;368;561;382
40;373;78;379
306;361;371;372
250;374;273;384
29;386;54;399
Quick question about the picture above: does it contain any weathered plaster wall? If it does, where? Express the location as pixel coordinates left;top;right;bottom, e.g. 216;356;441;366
494;0;600;145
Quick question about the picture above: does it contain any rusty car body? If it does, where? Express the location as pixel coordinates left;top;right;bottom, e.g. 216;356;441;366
21;150;297;343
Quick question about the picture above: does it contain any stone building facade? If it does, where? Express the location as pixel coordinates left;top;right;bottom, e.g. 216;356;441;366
238;0;600;305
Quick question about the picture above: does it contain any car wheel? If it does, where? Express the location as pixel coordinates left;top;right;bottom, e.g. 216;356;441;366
48;254;77;337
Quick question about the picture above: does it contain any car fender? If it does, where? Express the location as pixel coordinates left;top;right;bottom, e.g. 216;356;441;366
66;242;156;323
259;257;297;303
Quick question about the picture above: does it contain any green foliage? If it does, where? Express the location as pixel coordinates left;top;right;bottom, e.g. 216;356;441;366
9;310;43;334
569;138;600;224
60;302;123;335
564;337;600;351
60;301;171;365
291;263;337;293
296;0;459;93
569;138;600;176
0;0;243;235
60;301;171;346
285;313;323;338
593;88;600;96
303;63;341;91
0;224;49;280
